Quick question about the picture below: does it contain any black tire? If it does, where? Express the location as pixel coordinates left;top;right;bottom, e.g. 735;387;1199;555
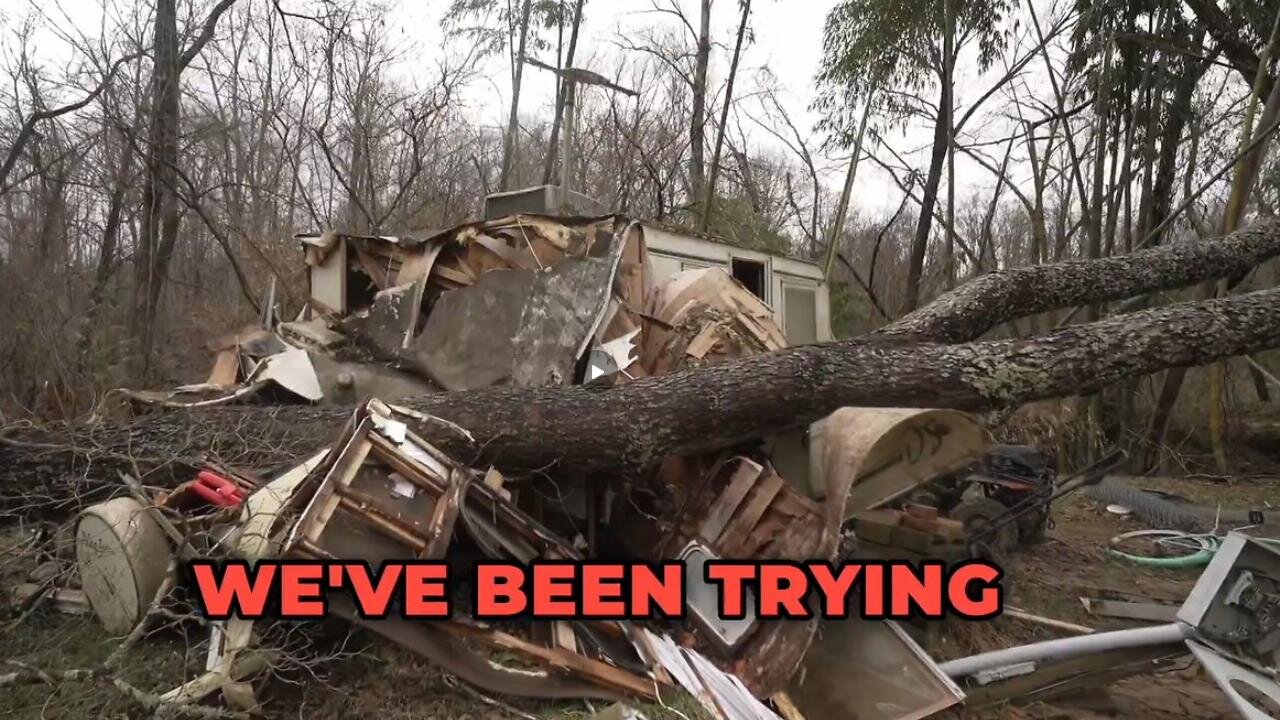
1016;509;1049;544
952;497;1018;553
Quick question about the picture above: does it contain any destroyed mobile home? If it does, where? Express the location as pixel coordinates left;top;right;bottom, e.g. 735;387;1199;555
9;212;1280;719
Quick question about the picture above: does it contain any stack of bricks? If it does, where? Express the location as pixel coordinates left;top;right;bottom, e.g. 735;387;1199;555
849;504;971;563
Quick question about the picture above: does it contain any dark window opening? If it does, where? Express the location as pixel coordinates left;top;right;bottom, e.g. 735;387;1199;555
731;258;766;300
346;247;380;311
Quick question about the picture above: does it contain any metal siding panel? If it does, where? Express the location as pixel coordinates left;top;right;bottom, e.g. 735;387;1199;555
783;286;818;345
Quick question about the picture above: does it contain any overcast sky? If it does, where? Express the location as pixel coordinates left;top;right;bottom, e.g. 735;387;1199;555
6;0;1078;217
385;0;844;173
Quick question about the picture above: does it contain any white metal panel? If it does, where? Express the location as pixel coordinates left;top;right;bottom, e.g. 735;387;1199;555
783;285;818;345
773;254;824;280
642;225;733;264
310;237;346;313
815;281;833;341
640;222;832;342
682;259;718;272
648;253;683;284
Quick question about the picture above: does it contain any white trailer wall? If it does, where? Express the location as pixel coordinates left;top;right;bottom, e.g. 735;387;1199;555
641;224;832;344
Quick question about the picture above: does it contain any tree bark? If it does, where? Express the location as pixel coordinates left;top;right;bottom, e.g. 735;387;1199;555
132;0;238;378
903;81;950;313
5;219;1280;510
1183;0;1271;92
699;0;751;231
542;0;586;186
879;217;1280;343
132;0;183;378
1144;36;1280;468
6;282;1280;509
499;0;534;191
1148;38;1206;245
942;0;956;289
689;0;712;208
76;127;134;377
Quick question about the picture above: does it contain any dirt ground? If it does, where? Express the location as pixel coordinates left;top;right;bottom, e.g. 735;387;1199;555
3;474;1277;719
947;474;1280;720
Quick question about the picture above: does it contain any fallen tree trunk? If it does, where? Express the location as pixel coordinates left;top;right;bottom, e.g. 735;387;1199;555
391;282;1280;471
8;219;1280;512
879;217;1280;342
5;283;1280;511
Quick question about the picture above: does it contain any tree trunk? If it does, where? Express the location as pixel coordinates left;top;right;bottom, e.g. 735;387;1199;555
75;131;133;378
7;284;1280;509
1149;37;1206;245
1133;17;1169;245
879;217;1280;343
699;0;752;232
903;81;950;313
1144;38;1280;469
499;0;534;191
542;0;586;186
133;0;183;379
689;0;712;208
942;0;956;289
9;220;1280;508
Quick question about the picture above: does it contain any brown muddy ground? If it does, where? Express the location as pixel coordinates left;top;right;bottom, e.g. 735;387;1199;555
948;474;1280;719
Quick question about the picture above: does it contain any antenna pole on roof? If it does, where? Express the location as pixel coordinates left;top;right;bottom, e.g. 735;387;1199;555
523;56;636;214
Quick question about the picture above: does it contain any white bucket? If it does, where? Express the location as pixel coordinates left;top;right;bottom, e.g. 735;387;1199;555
75;496;172;634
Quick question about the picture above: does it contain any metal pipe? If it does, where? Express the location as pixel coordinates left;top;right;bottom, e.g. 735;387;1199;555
938;622;1189;678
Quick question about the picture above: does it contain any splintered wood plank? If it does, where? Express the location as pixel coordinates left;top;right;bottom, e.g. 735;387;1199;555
431;263;474;286
332;484;431;551
551;621;578;653
298;419;374;544
684;322;725;359
472;233;527;268
368;434;448;493
206;349;240;386
420;469;472;559
438;621;662;700
734;312;775;348
353;245;395;289
715;470;785;554
396;241;445;287
698;458;764;543
482;467;511;500
466;239;518;276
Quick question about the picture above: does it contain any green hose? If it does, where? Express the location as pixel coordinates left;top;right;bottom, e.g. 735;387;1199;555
1109;534;1280;567
1107;530;1220;568
1107;545;1217;567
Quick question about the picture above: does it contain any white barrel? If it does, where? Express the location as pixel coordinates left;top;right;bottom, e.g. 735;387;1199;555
76;497;172;634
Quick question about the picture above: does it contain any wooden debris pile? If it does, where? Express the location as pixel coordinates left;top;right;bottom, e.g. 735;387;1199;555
25;214;992;719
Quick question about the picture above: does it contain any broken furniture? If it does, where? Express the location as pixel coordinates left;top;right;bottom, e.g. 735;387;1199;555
275;398;784;717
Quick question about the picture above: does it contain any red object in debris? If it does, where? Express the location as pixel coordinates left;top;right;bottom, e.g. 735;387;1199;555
193;470;245;507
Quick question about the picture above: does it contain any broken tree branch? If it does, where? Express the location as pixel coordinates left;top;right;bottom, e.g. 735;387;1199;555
6;281;1280;492
8;220;1280;500
879;217;1280;343
0;50;146;193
